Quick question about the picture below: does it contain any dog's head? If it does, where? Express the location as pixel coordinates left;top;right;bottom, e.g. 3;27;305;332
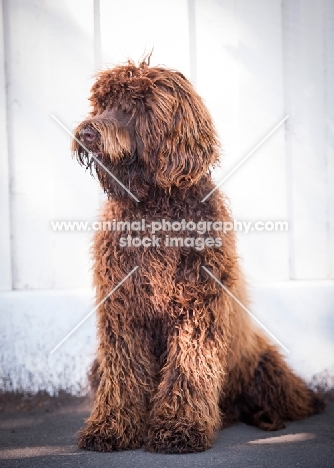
72;60;220;199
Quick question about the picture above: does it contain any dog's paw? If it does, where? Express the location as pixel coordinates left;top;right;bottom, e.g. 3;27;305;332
78;429;115;452
145;421;212;454
78;426;142;452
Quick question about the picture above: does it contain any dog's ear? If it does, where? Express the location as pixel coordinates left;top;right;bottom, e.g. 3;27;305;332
141;81;221;189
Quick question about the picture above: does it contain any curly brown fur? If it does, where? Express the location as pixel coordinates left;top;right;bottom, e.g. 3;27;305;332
73;59;325;454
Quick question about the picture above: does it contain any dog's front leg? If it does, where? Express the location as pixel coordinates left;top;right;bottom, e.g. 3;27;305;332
145;315;225;454
78;324;157;452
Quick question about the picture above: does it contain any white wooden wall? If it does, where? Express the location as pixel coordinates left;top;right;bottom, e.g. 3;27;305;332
0;0;333;393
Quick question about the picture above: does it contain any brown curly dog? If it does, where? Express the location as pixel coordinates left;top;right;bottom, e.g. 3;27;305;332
72;59;324;454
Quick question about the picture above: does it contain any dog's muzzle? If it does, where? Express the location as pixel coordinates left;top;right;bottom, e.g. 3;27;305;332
73;114;134;165
79;127;98;146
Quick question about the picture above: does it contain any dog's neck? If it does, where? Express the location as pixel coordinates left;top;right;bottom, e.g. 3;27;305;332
106;173;222;216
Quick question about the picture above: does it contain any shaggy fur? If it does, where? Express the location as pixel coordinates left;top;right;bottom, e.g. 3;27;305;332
72;59;324;454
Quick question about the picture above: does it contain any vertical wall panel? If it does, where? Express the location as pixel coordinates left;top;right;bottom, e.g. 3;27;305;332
4;0;53;289
4;0;99;290
326;0;334;279
47;0;100;289
283;0;328;279
0;0;12;290
233;0;289;282
196;0;289;281
100;0;190;77
195;0;240;168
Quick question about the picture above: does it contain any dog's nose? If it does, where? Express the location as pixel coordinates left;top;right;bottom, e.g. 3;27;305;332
79;127;98;144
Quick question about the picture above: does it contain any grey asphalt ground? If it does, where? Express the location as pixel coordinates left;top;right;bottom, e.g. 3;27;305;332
0;398;333;468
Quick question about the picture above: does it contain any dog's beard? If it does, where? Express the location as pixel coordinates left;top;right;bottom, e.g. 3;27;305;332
72;127;152;200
